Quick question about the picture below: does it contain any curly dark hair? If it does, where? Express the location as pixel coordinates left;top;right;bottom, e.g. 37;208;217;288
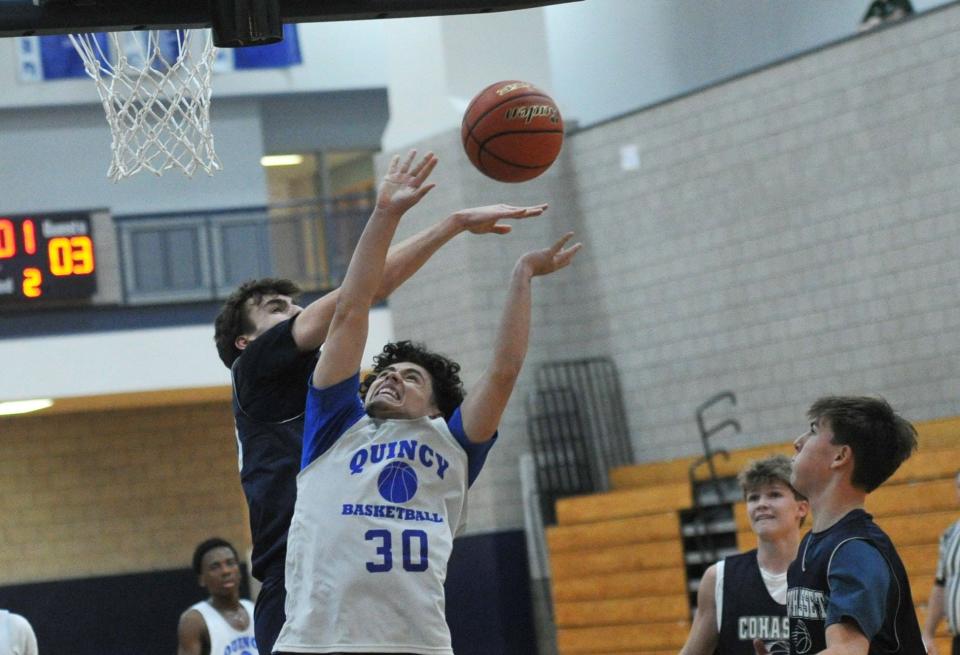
365;340;465;419
808;395;917;492
192;537;239;575
213;278;300;368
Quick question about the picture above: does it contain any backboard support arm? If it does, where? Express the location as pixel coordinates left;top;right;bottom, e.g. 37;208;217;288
1;0;580;42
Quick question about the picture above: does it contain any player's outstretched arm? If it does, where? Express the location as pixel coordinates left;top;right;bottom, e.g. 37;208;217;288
312;150;436;389
680;563;720;655
375;202;549;300
291;202;547;352
290;151;437;352
460;232;581;442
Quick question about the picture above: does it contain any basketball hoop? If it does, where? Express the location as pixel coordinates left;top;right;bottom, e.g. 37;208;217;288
69;30;221;181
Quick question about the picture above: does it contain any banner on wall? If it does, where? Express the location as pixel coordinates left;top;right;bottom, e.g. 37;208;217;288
214;24;302;72
17;26;300;82
16;34;106;81
15;33;175;82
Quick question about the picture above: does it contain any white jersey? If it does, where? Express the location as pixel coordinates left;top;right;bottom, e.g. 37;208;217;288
189;599;257;655
275;414;471;654
0;610;38;655
937;518;960;634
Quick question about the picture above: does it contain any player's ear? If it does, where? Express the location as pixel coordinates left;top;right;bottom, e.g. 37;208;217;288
235;335;250;351
830;444;852;470
427;396;442;420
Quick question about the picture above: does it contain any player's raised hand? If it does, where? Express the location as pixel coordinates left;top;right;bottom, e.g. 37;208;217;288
753;639;770;655
454;203;549;235
377;150;438;215
518;232;582;277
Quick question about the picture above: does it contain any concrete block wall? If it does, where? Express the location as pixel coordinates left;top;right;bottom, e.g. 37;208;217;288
0;401;247;584
386;5;960;533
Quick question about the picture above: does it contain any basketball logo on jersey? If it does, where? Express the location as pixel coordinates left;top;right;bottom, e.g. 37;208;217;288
764;640;790;655
791;619;813;655
378;461;418;503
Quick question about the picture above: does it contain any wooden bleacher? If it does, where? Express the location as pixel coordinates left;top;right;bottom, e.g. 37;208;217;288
547;417;958;654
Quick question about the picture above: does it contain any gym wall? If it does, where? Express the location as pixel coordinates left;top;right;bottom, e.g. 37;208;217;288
387;2;960;535
0;400;247;654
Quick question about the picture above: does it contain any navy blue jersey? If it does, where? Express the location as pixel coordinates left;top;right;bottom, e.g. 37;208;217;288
718;550;789;655
786;509;924;654
231;315;317;581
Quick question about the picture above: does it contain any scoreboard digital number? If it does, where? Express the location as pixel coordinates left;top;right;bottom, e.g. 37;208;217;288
0;212;97;303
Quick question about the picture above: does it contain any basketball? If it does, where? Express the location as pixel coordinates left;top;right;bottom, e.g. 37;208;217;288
461;80;564;183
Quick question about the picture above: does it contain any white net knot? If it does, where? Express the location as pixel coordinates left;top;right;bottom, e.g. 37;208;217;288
70;30;222;181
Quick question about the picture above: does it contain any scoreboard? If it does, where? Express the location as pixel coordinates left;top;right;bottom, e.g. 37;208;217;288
0;212;97;303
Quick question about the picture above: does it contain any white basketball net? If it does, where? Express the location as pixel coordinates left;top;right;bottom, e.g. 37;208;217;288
69;30;222;181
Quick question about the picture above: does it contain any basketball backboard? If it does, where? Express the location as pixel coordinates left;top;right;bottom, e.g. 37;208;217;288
1;0;581;180
0;0;581;44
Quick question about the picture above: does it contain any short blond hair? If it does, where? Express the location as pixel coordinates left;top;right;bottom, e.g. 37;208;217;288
737;454;806;501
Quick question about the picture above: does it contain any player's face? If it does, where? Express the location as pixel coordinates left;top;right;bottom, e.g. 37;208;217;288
746;481;808;539
242;294;302;341
790;417;839;497
199;546;241;600
365;362;441;420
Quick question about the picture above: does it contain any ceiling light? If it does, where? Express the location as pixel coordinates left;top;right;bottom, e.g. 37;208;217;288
261;154;304;167
0;399;54;416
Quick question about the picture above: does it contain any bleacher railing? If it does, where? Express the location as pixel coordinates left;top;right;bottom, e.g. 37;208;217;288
115;192;373;304
526;358;633;524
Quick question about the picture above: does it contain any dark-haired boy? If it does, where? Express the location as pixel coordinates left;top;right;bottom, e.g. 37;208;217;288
273;151;580;654
177;538;257;655
212;151;546;654
757;396;924;655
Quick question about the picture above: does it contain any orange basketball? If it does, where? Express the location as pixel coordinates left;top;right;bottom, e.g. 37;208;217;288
461;80;564;183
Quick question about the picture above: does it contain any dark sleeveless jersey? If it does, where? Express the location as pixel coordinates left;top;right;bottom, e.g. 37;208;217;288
232;316;317;581
718;550;790;655
786;509;924;655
